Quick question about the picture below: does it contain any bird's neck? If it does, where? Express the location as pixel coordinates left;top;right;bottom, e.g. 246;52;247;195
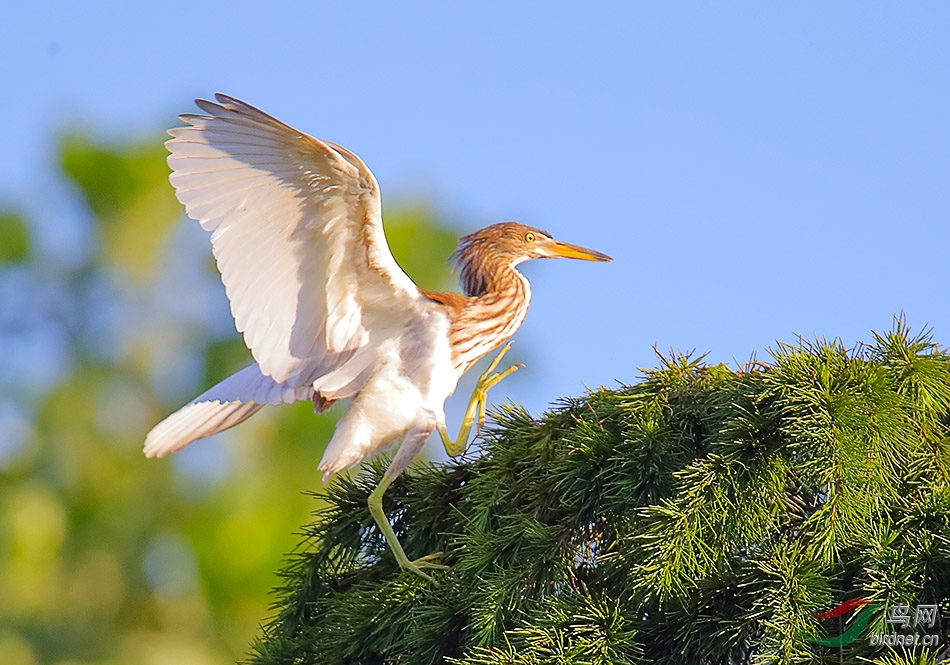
449;265;532;376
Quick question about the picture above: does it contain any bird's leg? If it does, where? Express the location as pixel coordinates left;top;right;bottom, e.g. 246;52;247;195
438;341;524;458
367;475;446;580
368;429;448;581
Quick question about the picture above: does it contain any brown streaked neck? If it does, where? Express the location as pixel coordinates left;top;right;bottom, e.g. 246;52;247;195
424;260;532;376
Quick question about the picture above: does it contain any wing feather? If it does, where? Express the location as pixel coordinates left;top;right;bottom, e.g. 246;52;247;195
143;364;311;458
166;94;422;386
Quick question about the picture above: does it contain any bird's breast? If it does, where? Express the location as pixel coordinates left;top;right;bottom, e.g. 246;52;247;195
395;307;461;407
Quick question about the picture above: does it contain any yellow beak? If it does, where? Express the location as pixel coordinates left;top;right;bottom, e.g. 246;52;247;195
543;240;613;262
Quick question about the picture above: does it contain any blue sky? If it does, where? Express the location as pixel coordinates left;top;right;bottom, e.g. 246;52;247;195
4;2;949;421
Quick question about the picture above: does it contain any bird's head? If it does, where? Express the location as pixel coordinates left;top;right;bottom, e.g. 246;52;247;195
453;222;612;265
450;222;611;296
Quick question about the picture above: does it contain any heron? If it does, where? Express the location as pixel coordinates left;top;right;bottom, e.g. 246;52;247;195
144;94;612;578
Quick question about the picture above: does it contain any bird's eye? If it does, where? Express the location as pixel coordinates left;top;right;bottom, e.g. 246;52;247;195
524;232;535;242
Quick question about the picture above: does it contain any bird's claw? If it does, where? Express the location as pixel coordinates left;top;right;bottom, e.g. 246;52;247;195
476;342;523;393
440;341;525;453
400;551;448;581
476;370;521;433
473;342;524;434
485;340;515;373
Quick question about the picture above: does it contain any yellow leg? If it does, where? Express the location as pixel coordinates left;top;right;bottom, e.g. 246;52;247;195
367;472;447;580
438;341;524;458
367;343;521;580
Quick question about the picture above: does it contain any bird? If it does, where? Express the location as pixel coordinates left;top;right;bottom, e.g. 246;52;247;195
144;94;612;578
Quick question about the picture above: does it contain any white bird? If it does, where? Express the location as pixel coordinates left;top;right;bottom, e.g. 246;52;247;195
144;94;611;578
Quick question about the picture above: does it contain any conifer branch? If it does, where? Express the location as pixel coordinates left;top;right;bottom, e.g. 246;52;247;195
248;323;950;664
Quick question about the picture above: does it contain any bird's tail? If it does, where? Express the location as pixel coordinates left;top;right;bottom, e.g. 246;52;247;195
143;364;314;458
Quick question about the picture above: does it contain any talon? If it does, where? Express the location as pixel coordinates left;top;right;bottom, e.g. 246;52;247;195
414;551;446;566
400;551;448;580
485;340;514;374
480;362;522;392
472;354;523;435
403;563;434;581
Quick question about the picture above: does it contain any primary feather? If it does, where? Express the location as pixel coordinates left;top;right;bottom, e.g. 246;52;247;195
167;94;421;386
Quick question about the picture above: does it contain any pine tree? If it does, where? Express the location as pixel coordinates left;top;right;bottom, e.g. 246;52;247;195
247;321;950;665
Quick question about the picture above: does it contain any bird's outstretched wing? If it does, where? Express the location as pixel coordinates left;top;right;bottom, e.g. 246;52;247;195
166;93;422;386
143;364;304;458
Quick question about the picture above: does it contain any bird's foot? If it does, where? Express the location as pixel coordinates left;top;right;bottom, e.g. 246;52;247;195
473;341;525;432
438;342;525;458
399;551;449;581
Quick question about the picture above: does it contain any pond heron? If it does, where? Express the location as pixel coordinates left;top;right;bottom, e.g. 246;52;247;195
144;94;611;578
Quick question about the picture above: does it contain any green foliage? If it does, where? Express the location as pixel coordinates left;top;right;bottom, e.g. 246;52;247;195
250;323;950;665
60;132;182;280
0;210;30;262
381;204;460;292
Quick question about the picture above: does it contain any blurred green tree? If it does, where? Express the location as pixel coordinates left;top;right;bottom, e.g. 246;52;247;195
0;129;459;665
